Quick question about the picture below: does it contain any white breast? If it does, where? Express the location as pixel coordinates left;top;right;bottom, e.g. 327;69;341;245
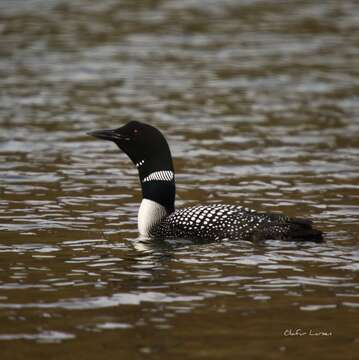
138;198;168;237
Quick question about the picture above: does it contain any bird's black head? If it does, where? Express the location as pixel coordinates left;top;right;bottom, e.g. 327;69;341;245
88;121;171;170
88;121;175;213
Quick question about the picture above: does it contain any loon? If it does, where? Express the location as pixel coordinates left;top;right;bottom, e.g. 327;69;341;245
88;121;323;242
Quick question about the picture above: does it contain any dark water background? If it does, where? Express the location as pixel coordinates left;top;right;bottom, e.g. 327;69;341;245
0;0;359;359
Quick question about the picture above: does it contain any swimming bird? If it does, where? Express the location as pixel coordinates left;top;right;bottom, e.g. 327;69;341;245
88;121;323;242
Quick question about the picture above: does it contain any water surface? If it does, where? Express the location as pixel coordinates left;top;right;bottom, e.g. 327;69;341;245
0;0;359;359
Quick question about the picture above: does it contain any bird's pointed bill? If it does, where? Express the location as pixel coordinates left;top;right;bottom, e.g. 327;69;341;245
87;129;124;141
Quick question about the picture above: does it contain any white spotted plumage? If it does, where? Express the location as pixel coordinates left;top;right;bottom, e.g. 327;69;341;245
149;203;279;241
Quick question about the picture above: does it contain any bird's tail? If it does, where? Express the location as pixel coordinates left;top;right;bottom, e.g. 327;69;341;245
286;218;323;242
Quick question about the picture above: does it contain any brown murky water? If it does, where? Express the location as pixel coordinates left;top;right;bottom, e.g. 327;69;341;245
0;0;359;359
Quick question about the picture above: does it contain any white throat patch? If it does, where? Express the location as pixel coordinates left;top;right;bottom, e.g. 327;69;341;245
136;160;145;168
138;198;168;237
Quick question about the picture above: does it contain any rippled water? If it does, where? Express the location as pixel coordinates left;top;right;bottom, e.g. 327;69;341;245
0;0;359;358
